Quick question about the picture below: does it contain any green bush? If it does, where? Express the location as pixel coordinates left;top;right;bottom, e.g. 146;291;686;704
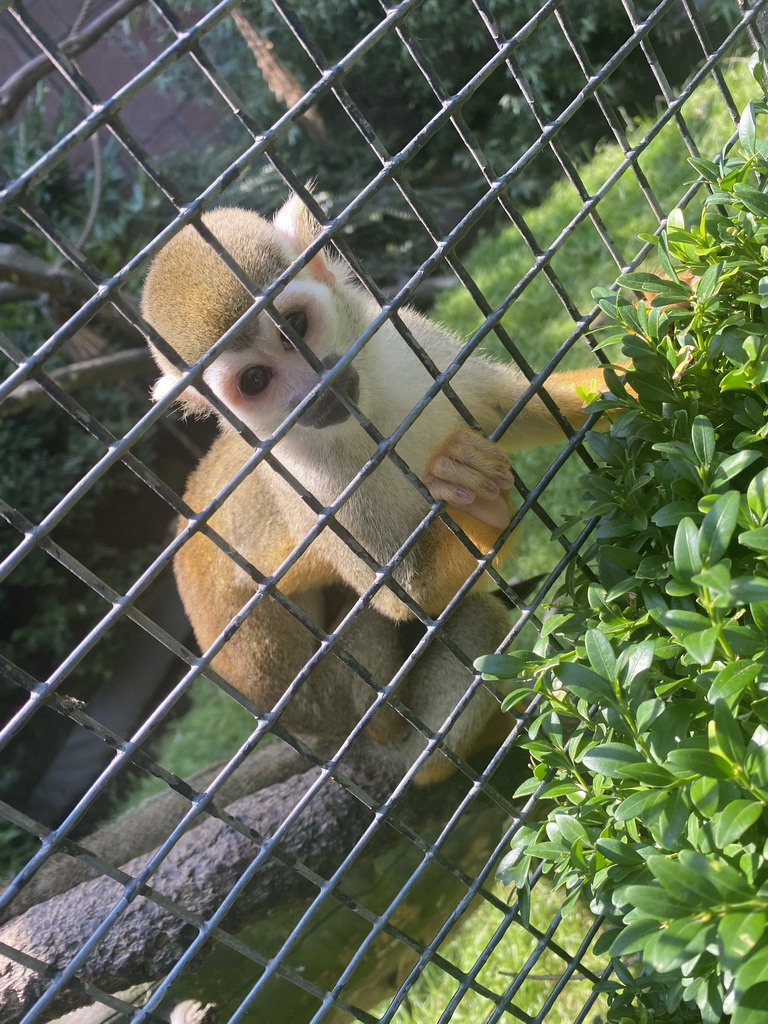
478;66;768;1024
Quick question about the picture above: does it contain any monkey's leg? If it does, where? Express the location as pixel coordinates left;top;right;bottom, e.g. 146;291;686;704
367;593;511;786
175;531;408;743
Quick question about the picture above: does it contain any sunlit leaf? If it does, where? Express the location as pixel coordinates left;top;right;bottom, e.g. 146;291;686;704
580;742;643;778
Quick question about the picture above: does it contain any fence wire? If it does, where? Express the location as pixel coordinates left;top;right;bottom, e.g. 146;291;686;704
0;1;765;1022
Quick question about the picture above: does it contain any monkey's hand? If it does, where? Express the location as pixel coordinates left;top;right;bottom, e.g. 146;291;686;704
425;429;514;529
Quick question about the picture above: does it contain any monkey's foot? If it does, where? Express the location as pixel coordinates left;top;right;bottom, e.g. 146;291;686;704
425;429;514;529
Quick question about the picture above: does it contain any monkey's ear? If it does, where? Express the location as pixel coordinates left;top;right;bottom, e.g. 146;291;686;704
151;368;210;417
272;193;337;285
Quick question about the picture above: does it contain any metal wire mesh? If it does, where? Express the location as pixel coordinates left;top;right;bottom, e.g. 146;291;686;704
0;0;766;1021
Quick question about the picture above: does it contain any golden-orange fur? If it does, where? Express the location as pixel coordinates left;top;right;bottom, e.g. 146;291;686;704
142;196;616;783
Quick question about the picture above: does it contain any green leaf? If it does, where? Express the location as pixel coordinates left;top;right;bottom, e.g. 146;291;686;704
580;742;643;778
752;600;768;632
734;183;768;217
698;490;740;564
554;662;616;705
691;562;732;595
708;661;760;707
635;697;665;732
735;943;768;998
650;702;695;758
594;838;645;866
696;263;723;304
660;608;711;641
615;788;669;823
712;801;764;848
739;102;757;156
617;271;684;293
682;626;720;665
617;640;656;687
719;912;767;972
609;919;662;957
690;776;721;818
748;468;768;521
516;880;531;931
746;726;768;789
526;840;567;860
646;853;720;905
711;700;747;763
708;857;755;902
688;156;720;183
652;500;697;527
497;825;538;885
673;517;703;581
712;450;761;488
656;788;690;848
749;51;767;92
630;373;677;404
501;687;537;711
601;545;642;570
584;628;617;681
666;747;733;779
657;231;677;279
615;761;675;786
729;578;768;605
547;812;592;846
691;414;716;466
644;916;708;973
619;884;692;920
474;653;530;679
739;527;768;553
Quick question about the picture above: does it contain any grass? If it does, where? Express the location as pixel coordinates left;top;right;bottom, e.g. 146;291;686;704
374;881;609;1024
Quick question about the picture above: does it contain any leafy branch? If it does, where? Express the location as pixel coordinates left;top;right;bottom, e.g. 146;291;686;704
480;60;768;1024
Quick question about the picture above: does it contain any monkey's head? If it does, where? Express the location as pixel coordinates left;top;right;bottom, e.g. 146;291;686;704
141;196;368;436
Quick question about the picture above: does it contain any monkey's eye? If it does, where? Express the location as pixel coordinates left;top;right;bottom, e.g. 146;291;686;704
280;311;308;349
238;365;273;397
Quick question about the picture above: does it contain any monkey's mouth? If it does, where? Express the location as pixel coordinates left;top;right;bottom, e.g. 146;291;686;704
299;355;359;430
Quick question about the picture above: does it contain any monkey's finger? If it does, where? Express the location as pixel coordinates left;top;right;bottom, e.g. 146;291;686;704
436;430;514;478
429;456;507;500
424;474;481;506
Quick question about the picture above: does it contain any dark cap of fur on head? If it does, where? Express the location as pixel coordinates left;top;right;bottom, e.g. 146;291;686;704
141;208;290;372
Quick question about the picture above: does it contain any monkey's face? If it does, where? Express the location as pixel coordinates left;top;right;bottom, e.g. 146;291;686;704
199;278;363;438
142;204;369;440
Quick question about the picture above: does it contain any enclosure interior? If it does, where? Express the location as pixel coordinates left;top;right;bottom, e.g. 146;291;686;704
0;1;764;1022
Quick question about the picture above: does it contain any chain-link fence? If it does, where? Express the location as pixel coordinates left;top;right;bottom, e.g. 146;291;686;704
1;1;766;1021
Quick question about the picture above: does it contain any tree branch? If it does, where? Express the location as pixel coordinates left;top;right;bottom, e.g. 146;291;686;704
0;758;401;1022
0;753;512;1023
0;348;154;417
0;0;146;123
231;9;326;142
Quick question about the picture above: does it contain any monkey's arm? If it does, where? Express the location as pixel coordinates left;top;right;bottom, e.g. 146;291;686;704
454;358;617;451
393;358;623;613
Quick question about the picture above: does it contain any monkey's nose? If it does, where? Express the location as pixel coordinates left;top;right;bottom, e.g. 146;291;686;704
298;355;359;429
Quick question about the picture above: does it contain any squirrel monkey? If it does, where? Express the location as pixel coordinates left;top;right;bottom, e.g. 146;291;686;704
141;196;609;784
